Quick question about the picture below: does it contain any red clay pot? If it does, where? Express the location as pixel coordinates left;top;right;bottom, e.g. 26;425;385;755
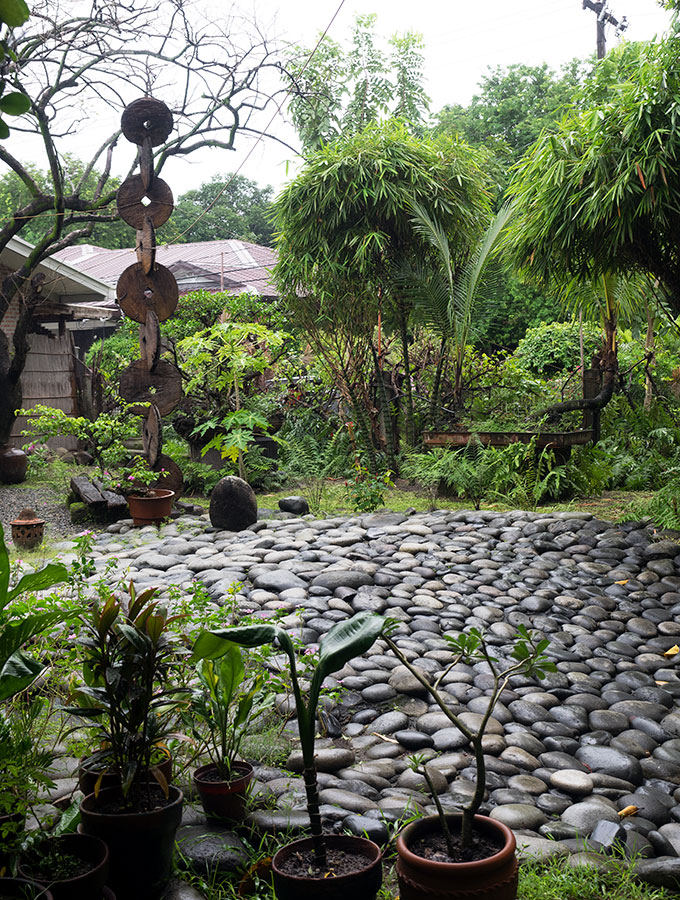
193;761;253;822
272;834;382;900
126;489;175;526
396;814;518;900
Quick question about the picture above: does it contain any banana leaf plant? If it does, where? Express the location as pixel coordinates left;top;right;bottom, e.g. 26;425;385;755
0;524;68;703
192;611;385;867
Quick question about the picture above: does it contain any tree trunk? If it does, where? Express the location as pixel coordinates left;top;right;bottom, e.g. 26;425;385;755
371;343;397;472
428;335;448;430
396;296;416;447
644;301;655;412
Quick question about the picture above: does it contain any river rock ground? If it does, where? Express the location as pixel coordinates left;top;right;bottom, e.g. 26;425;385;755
54;506;680;891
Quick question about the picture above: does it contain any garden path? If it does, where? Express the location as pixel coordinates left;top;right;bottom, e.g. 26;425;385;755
51;507;680;890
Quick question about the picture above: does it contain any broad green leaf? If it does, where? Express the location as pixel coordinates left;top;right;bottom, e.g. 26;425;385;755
0;649;43;701
0;0;29;28
310;612;384;706
8;562;68;603
0;92;29;115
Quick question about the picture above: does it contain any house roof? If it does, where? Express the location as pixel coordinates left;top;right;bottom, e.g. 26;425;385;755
3;236;117;318
53;238;278;298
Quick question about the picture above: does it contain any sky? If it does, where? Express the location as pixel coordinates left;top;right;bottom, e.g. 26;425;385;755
2;0;674;196
172;0;674;191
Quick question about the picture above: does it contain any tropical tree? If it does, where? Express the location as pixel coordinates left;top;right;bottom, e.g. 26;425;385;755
286;14;429;152
273;121;492;457
163;175;275;247
399;201;514;424
506;26;680;315
434;61;586;166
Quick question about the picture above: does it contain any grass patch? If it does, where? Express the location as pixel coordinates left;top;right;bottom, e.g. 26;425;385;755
518;855;675;900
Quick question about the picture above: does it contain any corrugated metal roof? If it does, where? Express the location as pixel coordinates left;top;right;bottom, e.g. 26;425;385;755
53;238;278;296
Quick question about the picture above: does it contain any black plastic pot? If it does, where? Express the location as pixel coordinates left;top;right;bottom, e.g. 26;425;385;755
0;877;54;899
17;833;109;900
193;761;253;822
80;784;183;900
272;834;382;900
78;750;173;797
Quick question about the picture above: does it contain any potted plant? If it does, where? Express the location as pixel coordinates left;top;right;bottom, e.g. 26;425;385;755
383;625;555;900
192;611;385;900
186;645;268;822
17;832;110;900
72;582;187;900
103;458;173;526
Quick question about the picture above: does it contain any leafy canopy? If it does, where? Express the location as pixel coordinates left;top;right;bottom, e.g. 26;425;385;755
273;120;492;317
507;28;680;312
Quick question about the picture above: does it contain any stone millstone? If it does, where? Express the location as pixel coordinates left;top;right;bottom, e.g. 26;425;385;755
209;476;257;531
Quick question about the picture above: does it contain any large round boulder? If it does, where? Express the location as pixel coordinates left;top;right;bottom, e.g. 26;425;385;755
209;476;257;531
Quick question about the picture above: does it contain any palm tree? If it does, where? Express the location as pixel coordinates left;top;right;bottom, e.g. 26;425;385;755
399;200;514;425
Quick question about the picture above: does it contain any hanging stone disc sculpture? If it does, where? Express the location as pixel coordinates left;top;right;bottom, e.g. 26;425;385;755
116;262;179;324
121;97;174;147
116;96;184;507
116;175;174;230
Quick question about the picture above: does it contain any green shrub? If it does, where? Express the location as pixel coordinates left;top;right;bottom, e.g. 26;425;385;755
515;320;601;375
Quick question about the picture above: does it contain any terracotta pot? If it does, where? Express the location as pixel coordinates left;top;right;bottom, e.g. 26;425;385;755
0;447;27;485
396;815;518;900
0;878;54;899
78;749;173;797
17;833;109;900
272;834;382;900
126;489;175;526
193;761;253;822
80;784;183;900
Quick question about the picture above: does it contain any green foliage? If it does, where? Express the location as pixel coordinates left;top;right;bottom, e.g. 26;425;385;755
19;404;141;471
0;523;68;704
192;612;384;862
384;624;555;849
160;174;274;246
515;321;602;374
630;476;680;529
0;700;54;856
344;464;394;512
187;648;268;780
0;158;129;248
69;582;188;803
507;31;680;313
434;61;586;165
286;13;429;152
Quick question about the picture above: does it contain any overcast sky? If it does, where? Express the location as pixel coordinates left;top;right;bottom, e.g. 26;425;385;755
165;0;673;192
3;0;674;197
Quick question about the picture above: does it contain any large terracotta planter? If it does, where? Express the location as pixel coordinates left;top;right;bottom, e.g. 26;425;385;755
272;834;382;900
396;814;518;900
126;489;175;526
17;833;109;900
0;447;27;484
80;784;183;900
193;761;253;822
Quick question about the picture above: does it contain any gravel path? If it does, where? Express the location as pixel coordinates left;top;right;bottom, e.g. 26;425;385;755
51;507;680;889
0;484;77;544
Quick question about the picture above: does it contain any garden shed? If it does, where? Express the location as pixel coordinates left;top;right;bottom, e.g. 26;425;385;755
0;236;118;448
